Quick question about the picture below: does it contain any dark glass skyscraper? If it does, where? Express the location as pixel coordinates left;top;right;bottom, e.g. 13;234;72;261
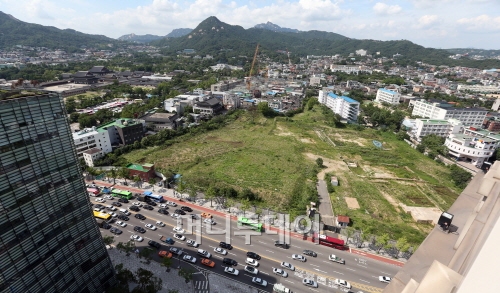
0;92;115;292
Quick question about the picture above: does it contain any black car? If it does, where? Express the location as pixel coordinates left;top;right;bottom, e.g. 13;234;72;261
222;258;237;266
175;209;186;215
134;226;146;233
275;241;289;249
145;200;157;206
117;215;129;221
100;222;111;229
134;214;146;220
143;205;154;210
110;227;122;235
303;250;317;257
158;208;169;215
148;240;161;249
180;206;193;212
111;202;122;207
219;242;233;250
94;204;105;209
246;252;261;260
129;206;140;212
118;198;129;203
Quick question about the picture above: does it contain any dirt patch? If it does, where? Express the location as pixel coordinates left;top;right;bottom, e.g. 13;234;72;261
299;138;315;144
362;165;395;178
304;153;349;180
330;133;367;146
202;136;244;147
379;190;399;209
275;125;294;136
345;197;360;209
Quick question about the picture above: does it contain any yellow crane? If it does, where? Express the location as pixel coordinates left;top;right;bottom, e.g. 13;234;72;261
246;44;260;91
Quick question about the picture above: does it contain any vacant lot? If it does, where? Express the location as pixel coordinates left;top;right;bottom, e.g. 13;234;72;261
124;106;461;245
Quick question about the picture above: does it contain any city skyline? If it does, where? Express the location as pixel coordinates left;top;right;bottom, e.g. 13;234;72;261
0;0;499;50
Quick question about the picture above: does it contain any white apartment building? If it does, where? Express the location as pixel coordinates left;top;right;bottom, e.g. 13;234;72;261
409;118;463;142
410;99;488;126
445;134;499;167
329;65;372;75
457;84;500;93
318;89;359;121
72;127;112;159
375;88;401;105
82;148;103;167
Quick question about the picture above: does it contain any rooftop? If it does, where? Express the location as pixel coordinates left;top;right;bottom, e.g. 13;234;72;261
378;88;398;94
82;148;102;155
126;163;153;172
98;118;140;130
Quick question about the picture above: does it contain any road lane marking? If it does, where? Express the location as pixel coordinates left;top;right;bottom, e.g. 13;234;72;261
265;250;274;253
261;271;269;275
333;271;344;275
345;268;356;271
357;264;368;268
310;264;319;268
314;268;327;274
283;279;294;284
360;279;371;283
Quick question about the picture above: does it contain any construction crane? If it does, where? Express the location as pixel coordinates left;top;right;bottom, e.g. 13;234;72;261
246;43;260;91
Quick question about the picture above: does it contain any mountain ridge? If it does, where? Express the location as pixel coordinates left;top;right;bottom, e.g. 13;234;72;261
253;21;300;33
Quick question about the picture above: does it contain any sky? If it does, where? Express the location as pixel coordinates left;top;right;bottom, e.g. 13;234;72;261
1;0;499;49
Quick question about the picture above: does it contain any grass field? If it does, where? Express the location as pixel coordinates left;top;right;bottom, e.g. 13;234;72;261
123;106;461;245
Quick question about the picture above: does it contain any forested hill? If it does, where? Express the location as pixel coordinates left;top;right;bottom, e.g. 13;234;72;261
0;11;119;51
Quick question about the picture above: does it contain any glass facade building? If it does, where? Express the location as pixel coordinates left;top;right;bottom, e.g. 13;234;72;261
0;93;115;292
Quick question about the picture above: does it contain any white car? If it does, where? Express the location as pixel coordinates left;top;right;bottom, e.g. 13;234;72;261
145;224;157;230
171;213;180;219
167;201;177;207
204;218;215;225
95;198;105;203
106;205;117;211
214;247;227;255
133;202;142;207
104;195;113;200
156;221;165;227
272;268;288;278
280;262;295;271
130;235;143;242
173;234;186;241
224;267;239;276
173;227;185;234
107;212;117;217
292;254;306;262
187;240;199;247
244;265;259;275
160;204;168;208
116;221;127;227
379;276;392;283
182;255;197;263
334;279;352;289
252;277;267;287
302;279;318;288
245;258;259;267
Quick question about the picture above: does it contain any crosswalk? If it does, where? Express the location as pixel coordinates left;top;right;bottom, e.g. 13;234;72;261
194;280;209;292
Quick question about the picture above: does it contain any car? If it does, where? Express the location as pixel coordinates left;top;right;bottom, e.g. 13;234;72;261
129;206;140;212
219;242;233;250
182;255;196;264
134;214;146;220
328;254;345;264
95;198;105;203
158;208;169;215
94;204;105;209
133;226;146;233
173;234;186;241
245;258;259;267
251;277;267;287
111;202;122;207
201;258;215;268
145;201;157;206
334;279;352;289
246;252;261;260
100;222;111;229
160;204;169;208
145;223;157;230
104;195;113;200
110;227;122;234
302;250;317;257
173;227;185;234
175;209;186;215
203;218;215;225
119;209;131;216
379;276;392;283
280;262;295;271
167;201;177;207
118;198;129;203
156;221;165;227
169;247;183;255
130;235;143;242
180;206;193;212
302;278;318;288
148;240;161;249
197;249;211;259
189;214;198;219
117;215;129;221
272;268;288;277
292;254;306;262
187;240;199;247
222;258;237;266
214;247;227;255
244;266;259;275
107;212;117;217
143;205;153;210
133;202;142;207
275;241;289;249
106;205;116;211
116;221;127;227
171;213;180;219
158;251;173;258
93;207;103;212
224;267;239;276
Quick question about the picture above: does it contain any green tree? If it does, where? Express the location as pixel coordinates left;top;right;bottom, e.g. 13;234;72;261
316;157;324;168
116;241;135;256
161;256;173;273
69;112;80;123
103;235;115;246
395;236;410;259
178;267;195;284
109;168;118;184
110;263;136;293
449;165;472;188
119;168;130;185
240;198;251;216
342;227;355;245
138;248;154;264
134;268;162;293
205;185;217;207
133;175;142;188
78;113;97;128
149;178;156;191
375;234;390;254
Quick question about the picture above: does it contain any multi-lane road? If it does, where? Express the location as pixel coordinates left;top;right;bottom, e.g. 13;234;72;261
95;195;399;293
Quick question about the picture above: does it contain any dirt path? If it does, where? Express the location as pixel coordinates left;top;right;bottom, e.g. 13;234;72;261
304;153;349;180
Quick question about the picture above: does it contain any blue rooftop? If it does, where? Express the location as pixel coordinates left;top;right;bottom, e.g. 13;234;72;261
327;92;358;104
379;88;397;94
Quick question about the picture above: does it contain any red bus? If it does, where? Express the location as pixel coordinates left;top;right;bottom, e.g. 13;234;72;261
312;233;348;250
87;188;100;196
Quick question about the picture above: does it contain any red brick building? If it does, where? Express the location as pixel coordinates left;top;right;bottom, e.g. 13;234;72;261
126;163;156;182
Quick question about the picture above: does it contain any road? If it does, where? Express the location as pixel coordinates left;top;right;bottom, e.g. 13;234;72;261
94;196;399;293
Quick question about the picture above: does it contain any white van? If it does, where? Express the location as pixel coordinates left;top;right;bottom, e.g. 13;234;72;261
197;249;211;259
119;208;131;216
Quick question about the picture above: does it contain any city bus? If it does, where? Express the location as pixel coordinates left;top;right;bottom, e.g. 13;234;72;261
312;233;348;250
93;211;111;221
111;188;133;200
237;217;263;232
144;193;164;203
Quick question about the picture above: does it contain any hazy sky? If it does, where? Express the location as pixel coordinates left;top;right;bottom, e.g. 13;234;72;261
1;0;499;49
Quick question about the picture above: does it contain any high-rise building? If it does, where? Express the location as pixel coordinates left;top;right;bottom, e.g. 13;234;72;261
0;92;115;292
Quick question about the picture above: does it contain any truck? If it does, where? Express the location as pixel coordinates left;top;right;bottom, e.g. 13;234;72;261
273;283;293;293
328;254;346;264
160;235;175;245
